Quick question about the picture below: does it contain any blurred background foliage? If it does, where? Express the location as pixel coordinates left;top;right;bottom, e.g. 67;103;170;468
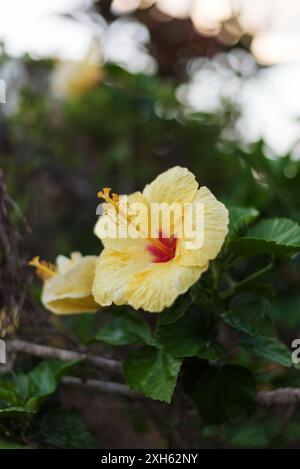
1;0;300;449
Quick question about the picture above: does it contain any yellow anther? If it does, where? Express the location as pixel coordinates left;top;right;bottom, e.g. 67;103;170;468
29;256;56;281
98;187;120;211
98;187;112;202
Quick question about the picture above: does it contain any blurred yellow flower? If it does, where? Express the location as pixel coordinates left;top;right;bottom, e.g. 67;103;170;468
93;166;228;313
51;40;103;99
29;252;99;315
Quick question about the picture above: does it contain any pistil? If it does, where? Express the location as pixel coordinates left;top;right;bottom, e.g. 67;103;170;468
29;256;57;280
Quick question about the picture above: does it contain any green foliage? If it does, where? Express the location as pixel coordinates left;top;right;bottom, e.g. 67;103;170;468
62;313;100;344
155;304;225;359
157;295;192;326
193;365;256;424
233;218;300;256
123;346;182;403
93;311;152;345
240;335;292;367
33;410;95;448
0;359;83;444
228;206;260;238
221;294;276;337
226;420;274;448
0;439;28;449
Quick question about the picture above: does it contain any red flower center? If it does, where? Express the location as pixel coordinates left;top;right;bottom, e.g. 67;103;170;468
147;232;177;263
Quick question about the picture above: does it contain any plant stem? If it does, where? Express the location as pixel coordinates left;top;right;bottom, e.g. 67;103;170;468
63;378;300;406
7;339;122;374
220;262;273;300
62;376;139;399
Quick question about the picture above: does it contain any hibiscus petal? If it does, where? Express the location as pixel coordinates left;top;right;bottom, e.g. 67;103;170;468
92;248;151;307
126;261;206;313
143;166;198;205
177;186;229;267
42;255;99;314
42;295;99;315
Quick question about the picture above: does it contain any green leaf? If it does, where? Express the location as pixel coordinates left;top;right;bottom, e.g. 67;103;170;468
155;305;215;358
35;410;95;449
0;359;83;420
233;218;300;256
28;360;81;412
123;346;182;403
157;295;192;326
228;421;272;448
0;439;28;449
273;294;300;329
240;335;292;367
221;294;276;337
15;359;82;413
193;365;256;424
0;382;19;407
63;313;100;344
229;206;259;237
0;406;30;418
198;341;227;360
93;312;152;345
46;358;84;380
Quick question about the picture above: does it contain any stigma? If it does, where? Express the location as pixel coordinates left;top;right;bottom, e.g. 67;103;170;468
29;256;57;281
98;187;120;210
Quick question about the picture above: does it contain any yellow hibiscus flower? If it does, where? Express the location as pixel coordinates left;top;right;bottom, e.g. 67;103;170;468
29;252;99;315
93;166;229;313
51;40;103;99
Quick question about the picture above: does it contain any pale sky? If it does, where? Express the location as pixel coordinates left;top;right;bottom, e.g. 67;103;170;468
0;0;97;60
